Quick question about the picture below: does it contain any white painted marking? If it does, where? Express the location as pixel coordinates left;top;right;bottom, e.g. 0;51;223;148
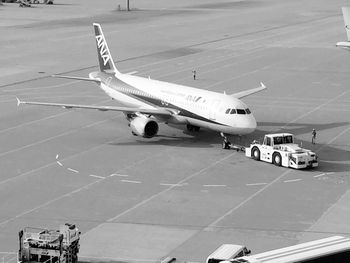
56;161;63;167
160;183;183;187
79;255;157;262
246;182;268;186
325;172;335;175
89;174;105;179
56;154;59;160
109;173;129;177
203;184;226;187
284;179;302;183
121;179;141;184
314;173;325;178
67;168;79;173
206;169;292;230
106;153;236;223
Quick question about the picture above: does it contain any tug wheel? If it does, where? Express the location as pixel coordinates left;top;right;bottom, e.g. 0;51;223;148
273;152;282;166
252;147;260;161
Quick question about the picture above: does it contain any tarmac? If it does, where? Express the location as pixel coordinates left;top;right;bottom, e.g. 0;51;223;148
1;0;350;262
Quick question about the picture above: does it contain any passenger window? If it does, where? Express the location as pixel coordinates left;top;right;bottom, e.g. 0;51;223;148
237;109;246;114
230;109;236;114
226;108;231;114
245;108;251;114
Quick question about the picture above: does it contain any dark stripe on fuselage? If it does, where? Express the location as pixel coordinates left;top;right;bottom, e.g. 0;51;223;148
97;72;228;126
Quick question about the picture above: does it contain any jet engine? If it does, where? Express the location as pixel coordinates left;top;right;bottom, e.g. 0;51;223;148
129;116;159;138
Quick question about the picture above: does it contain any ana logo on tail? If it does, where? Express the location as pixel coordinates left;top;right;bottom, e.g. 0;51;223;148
95;35;110;66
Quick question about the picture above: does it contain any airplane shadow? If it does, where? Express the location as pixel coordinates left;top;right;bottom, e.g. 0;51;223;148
110;121;350;172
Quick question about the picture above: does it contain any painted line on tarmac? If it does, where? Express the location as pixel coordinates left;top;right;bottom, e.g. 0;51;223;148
89;174;105;179
109;173;129;177
203;184;226;187
67;168;79;174
246;182;268;186
281;90;350;130
121;179;142;184
0;175;106;228
284;179;302;183
205;169;291;231
106;153;236;223
160;183;184;187
56;161;63;167
314;173;326;178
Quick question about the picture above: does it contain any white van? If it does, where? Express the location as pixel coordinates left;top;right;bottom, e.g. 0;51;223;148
206;244;251;263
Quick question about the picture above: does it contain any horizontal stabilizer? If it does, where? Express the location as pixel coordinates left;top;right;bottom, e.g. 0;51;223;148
16;98;173;116
231;82;267;99
52;74;101;83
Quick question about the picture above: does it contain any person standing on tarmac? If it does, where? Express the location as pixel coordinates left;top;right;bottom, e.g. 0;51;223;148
192;70;196;80
311;129;317;144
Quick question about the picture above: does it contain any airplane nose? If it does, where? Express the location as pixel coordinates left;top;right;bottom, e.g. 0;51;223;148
240;115;257;134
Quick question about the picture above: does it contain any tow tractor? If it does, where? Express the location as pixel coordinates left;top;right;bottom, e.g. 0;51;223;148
245;133;318;169
18;223;80;263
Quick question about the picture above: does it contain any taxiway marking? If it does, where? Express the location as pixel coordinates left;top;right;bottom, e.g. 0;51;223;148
246;182;268;186
89;174;105;179
67;168;79;174
56;161;63;167
121;179;141;184
160;183;184;187
106;153;236;223
314;173;325;178
284;179;302;183
109;173;129;177
205;169;292;231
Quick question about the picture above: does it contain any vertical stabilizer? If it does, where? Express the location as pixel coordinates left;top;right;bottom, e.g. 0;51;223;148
342;7;350;41
93;23;120;74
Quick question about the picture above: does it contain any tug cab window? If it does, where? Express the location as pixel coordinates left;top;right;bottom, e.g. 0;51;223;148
237;109;246;114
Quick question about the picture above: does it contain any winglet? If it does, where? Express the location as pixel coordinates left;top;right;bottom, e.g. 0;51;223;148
231;82;267;99
16;97;22;106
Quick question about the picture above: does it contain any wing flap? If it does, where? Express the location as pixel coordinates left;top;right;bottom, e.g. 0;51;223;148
16;98;172;116
231;82;267;99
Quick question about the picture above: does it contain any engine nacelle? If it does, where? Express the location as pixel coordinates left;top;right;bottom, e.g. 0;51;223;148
129;116;159;138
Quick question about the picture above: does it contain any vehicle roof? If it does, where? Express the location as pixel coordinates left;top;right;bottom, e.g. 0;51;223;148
237;236;350;263
265;133;293;137
207;244;245;259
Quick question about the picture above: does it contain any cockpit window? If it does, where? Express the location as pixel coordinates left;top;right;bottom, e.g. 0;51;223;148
245;108;251;114
230;109;236;114
225;108;230;114
237;109;246;114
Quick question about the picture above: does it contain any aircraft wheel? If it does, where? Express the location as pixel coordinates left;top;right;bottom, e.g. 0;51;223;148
252;147;260;161
273;152;282;166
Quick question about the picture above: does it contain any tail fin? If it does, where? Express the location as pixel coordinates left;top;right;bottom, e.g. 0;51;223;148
93;23;120;74
342;7;350;41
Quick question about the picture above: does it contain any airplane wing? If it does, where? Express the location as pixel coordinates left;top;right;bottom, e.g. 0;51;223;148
16;98;173;116
52;74;101;83
231;82;266;99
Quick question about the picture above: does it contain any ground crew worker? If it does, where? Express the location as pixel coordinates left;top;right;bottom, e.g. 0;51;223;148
311;128;317;144
192;70;196;80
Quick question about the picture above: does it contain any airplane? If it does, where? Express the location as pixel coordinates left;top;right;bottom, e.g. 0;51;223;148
336;7;350;50
17;23;266;139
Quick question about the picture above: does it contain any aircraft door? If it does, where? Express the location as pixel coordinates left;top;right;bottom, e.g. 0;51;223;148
209;99;220;120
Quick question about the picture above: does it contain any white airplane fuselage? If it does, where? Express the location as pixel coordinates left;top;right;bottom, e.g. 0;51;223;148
90;71;257;135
